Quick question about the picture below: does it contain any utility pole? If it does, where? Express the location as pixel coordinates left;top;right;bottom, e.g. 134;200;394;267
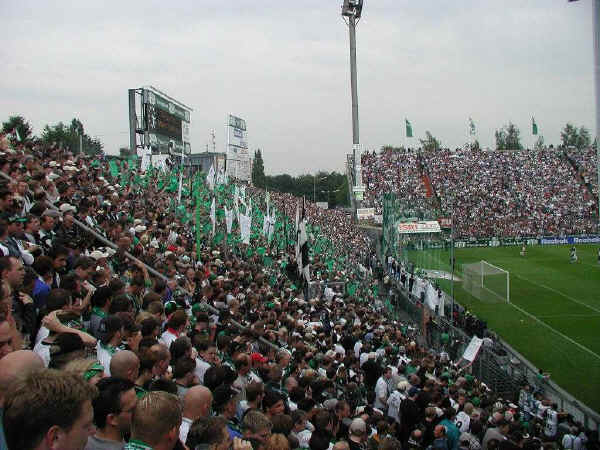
342;0;364;211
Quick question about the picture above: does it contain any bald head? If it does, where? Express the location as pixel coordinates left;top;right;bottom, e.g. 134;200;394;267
0;350;44;405
182;385;213;420
109;350;140;382
333;442;350;450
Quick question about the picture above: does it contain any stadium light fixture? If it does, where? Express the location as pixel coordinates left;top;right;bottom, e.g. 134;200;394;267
341;0;363;211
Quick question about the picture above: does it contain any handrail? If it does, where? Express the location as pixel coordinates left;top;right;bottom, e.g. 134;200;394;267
0;169;281;351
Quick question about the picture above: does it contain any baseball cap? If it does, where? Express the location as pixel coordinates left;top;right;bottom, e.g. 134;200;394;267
251;352;268;364
83;362;105;381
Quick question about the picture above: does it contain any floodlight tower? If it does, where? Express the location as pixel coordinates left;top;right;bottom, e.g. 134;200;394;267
342;0;364;209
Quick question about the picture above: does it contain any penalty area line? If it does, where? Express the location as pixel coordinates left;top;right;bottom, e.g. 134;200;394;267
512;273;600;314
509;302;600;361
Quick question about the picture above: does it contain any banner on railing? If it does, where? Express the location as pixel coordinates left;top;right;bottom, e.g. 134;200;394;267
397;221;441;234
462;336;483;362
357;208;375;220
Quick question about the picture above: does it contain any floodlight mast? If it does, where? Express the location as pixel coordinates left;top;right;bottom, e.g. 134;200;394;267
342;0;363;209
594;0;600;232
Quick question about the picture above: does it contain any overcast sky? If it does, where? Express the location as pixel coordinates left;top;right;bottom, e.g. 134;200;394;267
0;1;594;175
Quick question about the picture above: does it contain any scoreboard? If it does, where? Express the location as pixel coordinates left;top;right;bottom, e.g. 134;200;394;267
136;87;191;155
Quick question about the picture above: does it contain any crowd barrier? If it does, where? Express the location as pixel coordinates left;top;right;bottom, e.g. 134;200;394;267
387;274;600;432
0;170;282;352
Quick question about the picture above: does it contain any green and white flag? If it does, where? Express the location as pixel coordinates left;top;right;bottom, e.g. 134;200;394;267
405;119;413;138
532;117;538;135
210;197;216;236
469;117;476;136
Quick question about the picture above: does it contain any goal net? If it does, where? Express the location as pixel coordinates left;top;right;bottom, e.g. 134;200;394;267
462;260;510;303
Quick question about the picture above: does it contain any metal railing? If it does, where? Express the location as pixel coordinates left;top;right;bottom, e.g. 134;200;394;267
0;169;281;351
386;271;600;431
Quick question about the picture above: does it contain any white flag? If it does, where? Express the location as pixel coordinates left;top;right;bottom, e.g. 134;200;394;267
225;206;233;234
240;214;251;244
210;197;216;236
206;166;215;190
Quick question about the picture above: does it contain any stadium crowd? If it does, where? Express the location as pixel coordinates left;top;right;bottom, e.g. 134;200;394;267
361;147;598;238
0;134;597;450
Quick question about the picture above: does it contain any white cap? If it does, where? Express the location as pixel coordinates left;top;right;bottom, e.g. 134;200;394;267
59;203;77;213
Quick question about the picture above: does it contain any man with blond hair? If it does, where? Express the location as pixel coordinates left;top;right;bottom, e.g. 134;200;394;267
125;391;182;450
3;368;97;450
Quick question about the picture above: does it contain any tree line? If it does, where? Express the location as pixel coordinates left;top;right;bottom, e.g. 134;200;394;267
252;149;350;208
2;115;103;155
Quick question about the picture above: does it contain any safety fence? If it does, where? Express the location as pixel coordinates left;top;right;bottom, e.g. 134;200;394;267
387;277;600;431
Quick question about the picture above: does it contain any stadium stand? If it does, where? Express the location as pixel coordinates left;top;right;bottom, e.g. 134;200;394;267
0;135;597;450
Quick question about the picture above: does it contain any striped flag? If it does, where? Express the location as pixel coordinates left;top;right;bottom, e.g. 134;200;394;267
296;197;310;283
210;197;216;236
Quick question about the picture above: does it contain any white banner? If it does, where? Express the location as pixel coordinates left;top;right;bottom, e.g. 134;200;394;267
397;221;441;234
225;207;233;234
462;336;483;362
227;114;251;182
357;208;375;220
240;214;251;244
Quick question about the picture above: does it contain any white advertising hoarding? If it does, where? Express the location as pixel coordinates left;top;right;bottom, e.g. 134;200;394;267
227;114;251;183
397;221;441;234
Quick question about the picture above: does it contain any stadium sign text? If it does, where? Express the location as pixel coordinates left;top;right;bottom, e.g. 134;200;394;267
397;221;441;234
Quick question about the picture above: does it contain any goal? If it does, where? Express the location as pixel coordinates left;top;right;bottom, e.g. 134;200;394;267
462;260;510;303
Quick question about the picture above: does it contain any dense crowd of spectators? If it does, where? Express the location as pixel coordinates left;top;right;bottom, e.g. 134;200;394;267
565;147;598;199
361;149;438;219
0;134;597;450
361;148;598;238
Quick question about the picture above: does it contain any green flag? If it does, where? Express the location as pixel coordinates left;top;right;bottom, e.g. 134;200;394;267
405;119;413;138
532;117;538;135
108;160;120;178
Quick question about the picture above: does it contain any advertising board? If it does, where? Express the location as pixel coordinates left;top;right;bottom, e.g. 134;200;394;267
397;221;441;234
226;114;251;182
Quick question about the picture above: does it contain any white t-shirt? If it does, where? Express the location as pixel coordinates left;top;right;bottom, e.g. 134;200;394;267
159;329;178;349
195;357;211;384
96;342;119;376
374;376;389;410
544;409;558;437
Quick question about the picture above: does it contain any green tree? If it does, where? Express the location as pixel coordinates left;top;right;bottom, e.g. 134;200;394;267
495;122;522;150
419;131;441;151
468;140;481;151
560;123;591;149
41;118;103;155
2;115;33;144
252;149;266;187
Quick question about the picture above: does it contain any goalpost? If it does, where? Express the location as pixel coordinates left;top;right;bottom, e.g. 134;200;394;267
462;260;510;303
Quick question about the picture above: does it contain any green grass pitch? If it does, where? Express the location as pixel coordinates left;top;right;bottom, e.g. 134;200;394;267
405;244;600;412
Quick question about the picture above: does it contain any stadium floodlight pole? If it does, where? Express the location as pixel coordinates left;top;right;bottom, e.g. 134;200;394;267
450;199;455;326
594;0;600;232
342;0;363;210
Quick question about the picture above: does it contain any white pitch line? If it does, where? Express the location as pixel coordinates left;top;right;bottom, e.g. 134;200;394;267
509;302;600;361
537;313;600;319
513;273;600;314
